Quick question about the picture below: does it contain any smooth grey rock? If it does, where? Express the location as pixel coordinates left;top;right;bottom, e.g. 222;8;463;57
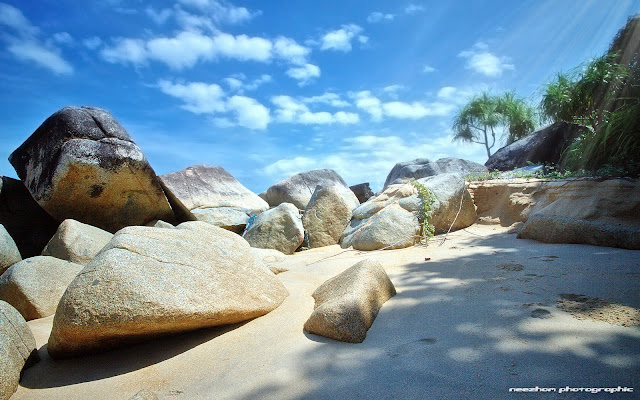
0;225;21;275
0;256;83;320
42;219;113;265
485;122;587;171
304;259;396;343
0;300;39;400
0;176;58;258
384;157;487;188
341;204;420;251
261;169;359;211
8;106;175;233
417;173;477;234
191;207;250;234
244;203;304;255
47;221;289;358
302;185;352;248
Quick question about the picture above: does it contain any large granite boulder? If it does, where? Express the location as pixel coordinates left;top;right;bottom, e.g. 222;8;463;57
0;225;21;275
485;122;587;171
341;204;420;251
159;165;268;233
0;176;59;258
8;106;175;233
384;157;487;189
243;203;304;255
42;219;113;265
349;183;374;204
0;256;84;320
260;169;359;211
0;300;39;400
304;259;396;343
342;173;477;250
47;221;288;358
302;185;353;248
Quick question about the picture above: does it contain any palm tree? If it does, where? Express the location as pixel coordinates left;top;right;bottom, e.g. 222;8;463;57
452;91;536;157
540;72;575;124
452;92;500;158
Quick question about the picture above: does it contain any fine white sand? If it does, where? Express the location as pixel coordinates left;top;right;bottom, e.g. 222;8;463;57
14;225;640;399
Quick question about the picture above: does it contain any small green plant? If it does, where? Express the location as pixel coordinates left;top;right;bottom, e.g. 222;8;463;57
408;180;436;244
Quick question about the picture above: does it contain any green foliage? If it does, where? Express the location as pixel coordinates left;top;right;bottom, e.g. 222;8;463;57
465;162;640;182
408;180;436;244
452;91;537;157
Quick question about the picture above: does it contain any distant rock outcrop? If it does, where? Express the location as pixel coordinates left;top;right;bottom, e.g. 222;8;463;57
260;169;359;211
0;176;59;258
0;256;83;320
243;203;305;255
485;122;587;171
8;106;175;233
47;221;289;358
302;185;352;248
384;157;487;189
0;300;39;400
159;165;268;234
42;219;113;265
304;259;396;343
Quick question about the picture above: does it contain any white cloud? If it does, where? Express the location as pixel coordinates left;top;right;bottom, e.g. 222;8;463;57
405;4;425;14
303;92;350;108
353;91;383;122
264;156;316;178
382;84;405;99
458;42;514;77
83;36;103;50
177;0;260;24
320;24;363;52
271;95;359;125
273;36;310;65
226;95;271;130
145;7;173;24
0;3;73;75
367;12;394;23
224;77;244;91
101;31;273;70
423;65;436;73
437;86;457;99
158;79;270;130
286;63;320;85
225;74;271;92
158;80;226;114
352;90;456;121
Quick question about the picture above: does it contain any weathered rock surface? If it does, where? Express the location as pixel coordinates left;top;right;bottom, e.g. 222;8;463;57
159;165;268;233
8;106;175;233
303;185;353;248
42;219;113;265
469;178;640;249
0;225;21;275
485;122;587;171
0;256;83;320
0;176;59;258
349;183;374;204
384;157;487;189
341;204;420;251
243;203;304;255
342;173;476;250
304;259;396;343
250;248;289;274
260;169;359;211
47;221;288;358
0;300;39;400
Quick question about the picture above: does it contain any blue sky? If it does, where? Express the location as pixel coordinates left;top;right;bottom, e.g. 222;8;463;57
1;0;638;192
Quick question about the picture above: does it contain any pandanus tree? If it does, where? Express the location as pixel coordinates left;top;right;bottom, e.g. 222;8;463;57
452;91;536;157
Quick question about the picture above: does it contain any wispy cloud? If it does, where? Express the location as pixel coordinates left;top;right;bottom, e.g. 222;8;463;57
286;63;321;86
0;3;73;75
352;90;455;121
423;65;436;73
271;96;359;125
367;11;395;23
319;24;365;52
458;42;514;77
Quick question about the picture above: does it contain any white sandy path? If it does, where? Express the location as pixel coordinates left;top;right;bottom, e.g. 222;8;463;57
13;225;640;399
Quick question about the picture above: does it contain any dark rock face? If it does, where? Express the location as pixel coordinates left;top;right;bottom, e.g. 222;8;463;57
485;122;587;171
8;106;175;233
384;158;488;189
349;183;374;204
0;176;58;258
260;169;359;210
